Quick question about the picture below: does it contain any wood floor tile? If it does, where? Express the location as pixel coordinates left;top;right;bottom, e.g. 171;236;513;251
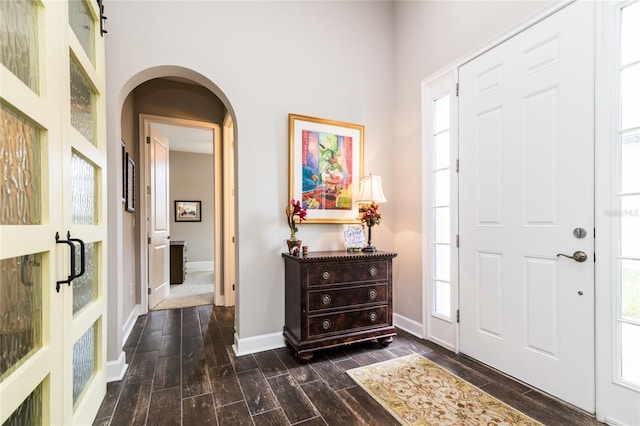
337;386;401;426
251;408;290;426
145;310;166;331
274;349;321;384
267;374;318;423
183;394;216;426
236;369;279;415
127;350;158;384
137;329;163;353
208;363;244;407
310;359;356;391
203;329;231;367
182;335;205;363
226;347;258;373
253;350;288;378
94;379;123;420
124;316;147;347
147;387;181;426
333;358;360;372
300;380;362;425
110;380;153;426
420;350;493;388
154;355;181;390
159;334;181;358
182;357;212;398
162;310;182;336
216;401;253;425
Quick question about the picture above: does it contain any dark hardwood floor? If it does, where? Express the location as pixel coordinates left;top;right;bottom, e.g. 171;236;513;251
93;306;602;426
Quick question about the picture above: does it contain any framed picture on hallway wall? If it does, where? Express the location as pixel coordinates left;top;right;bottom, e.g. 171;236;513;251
175;200;201;222
288;113;364;224
125;152;135;213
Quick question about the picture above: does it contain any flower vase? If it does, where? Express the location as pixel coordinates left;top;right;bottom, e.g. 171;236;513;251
287;237;302;256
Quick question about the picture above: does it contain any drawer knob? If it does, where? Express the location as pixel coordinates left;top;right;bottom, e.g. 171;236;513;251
368;289;377;300
369;266;377;276
322;271;330;280
369;312;377;322
322;319;331;330
321;294;332;305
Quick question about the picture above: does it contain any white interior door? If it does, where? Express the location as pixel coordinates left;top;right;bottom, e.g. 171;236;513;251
459;2;595;411
0;0;107;424
148;124;171;309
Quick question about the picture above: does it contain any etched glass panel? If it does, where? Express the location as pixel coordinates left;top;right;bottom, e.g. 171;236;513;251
0;254;42;380
69;0;95;63
1;104;41;225
73;322;96;405
3;381;42;425
621;1;640;67
73;242;96;315
71;151;96;225
0;0;39;92
620;64;640;131
621;131;640;194
621;259;640;322
69;58;96;145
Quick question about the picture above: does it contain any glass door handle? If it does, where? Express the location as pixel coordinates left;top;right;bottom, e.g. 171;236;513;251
556;251;588;263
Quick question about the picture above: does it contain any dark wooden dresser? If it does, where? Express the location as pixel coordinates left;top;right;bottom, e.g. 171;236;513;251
282;250;397;360
170;240;187;284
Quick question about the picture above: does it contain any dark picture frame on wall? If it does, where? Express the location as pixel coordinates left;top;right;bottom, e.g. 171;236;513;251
121;140;126;204
126;152;135;213
175;200;201;222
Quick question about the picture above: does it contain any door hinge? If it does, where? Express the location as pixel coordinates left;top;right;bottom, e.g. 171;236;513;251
456;159;459;173
593;252;596;262
146;185;151;195
146;136;150;144
232;236;235;243
456;309;460;323
456;234;459;248
148;287;151;295
456;83;459;97
232;284;235;291
147;236;151;244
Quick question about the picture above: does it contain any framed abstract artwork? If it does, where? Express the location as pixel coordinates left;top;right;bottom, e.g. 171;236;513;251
288;113;364;224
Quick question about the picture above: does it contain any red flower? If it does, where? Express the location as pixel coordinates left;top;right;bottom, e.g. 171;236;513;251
286;199;307;234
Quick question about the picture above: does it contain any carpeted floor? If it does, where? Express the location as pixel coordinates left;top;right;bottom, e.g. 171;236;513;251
153;270;214;310
347;353;543;426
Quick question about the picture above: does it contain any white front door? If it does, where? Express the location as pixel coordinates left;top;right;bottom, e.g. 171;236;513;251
459;2;595;411
0;1;107;424
147;124;171;309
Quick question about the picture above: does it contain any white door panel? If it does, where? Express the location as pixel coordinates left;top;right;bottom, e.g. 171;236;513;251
148;124;171;309
459;2;595;411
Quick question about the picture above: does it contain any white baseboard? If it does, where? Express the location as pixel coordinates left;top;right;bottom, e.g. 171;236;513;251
106;351;128;382
187;261;214;272
233;331;285;356
122;304;143;347
393;313;424;338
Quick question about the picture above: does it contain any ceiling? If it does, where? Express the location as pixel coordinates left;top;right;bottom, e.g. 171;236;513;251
153;123;214;155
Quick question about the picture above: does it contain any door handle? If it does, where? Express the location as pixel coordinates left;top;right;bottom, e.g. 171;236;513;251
68;235;86;280
55;232;76;292
556;251;588;263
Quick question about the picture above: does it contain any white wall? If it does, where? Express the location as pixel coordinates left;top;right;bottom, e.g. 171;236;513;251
105;1;395;359
392;0;553;324
170;151;215;263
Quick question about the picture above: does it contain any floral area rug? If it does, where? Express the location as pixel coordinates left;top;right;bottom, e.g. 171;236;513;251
346;353;543;426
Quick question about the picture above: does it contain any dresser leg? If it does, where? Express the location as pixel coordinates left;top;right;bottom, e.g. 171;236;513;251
377;336;393;347
295;351;314;362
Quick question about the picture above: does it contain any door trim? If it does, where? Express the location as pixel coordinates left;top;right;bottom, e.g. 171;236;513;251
138;114;221;312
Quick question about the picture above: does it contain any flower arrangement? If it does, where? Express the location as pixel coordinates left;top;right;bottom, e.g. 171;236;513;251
286;199;307;237
359;202;381;228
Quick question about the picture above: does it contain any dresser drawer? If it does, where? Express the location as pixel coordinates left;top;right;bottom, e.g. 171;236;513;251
308;260;388;286
307;306;388;338
308;283;388;312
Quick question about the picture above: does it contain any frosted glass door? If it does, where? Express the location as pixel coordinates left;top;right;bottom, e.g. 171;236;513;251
0;1;107;424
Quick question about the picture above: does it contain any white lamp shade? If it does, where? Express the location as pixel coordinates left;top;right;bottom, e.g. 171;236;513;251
357;174;387;203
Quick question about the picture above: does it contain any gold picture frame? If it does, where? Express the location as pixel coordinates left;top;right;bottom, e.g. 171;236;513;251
288;113;364;224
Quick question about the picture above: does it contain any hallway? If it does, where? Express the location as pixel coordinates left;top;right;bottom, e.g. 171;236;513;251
93;306;602;425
